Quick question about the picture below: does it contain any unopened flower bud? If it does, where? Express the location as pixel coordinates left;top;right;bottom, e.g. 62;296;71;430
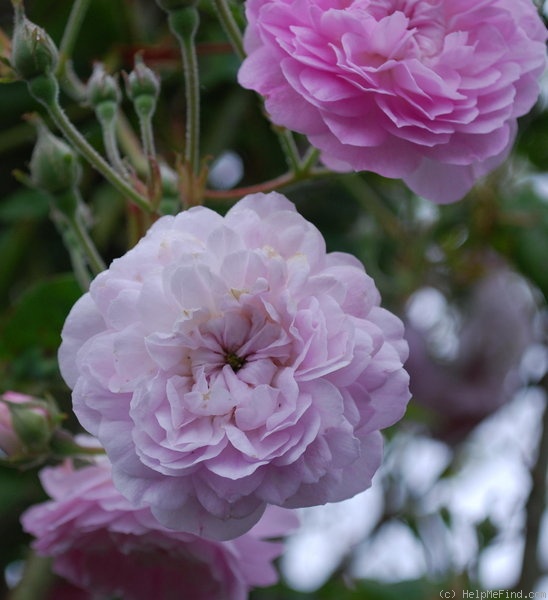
126;56;160;114
11;9;58;80
167;5;199;40
30;120;81;198
0;392;56;461
87;63;121;110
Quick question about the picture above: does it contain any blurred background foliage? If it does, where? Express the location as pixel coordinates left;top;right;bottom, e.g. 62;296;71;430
0;1;547;599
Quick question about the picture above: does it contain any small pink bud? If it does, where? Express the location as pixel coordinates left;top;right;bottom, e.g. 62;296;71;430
0;391;56;462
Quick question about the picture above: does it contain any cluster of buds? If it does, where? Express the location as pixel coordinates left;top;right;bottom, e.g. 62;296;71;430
86;57;162;188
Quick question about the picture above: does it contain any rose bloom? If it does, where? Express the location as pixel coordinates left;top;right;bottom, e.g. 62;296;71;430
238;0;548;203
22;457;297;600
59;193;410;539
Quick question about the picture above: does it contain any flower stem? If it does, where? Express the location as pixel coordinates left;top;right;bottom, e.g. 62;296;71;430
299;145;320;172
203;167;333;200
117;112;149;176
276;127;302;174
168;7;201;176
181;25;200;175
139;114;157;161
99;112;130;178
67;214;107;276
58;0;91;65
51;210;93;289
50;428;107;458
36;79;153;212
212;0;245;60
211;0;304;177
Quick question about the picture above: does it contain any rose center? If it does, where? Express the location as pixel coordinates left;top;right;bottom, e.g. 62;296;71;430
225;351;246;372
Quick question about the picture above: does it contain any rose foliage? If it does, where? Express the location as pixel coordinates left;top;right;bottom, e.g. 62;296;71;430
238;0;548;203
59;193;410;540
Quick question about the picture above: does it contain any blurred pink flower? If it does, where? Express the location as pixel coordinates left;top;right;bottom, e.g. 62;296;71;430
238;0;547;203
405;265;539;441
59;192;410;539
22;457;298;600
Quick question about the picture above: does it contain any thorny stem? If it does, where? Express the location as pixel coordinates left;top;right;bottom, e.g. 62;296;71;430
212;0;245;60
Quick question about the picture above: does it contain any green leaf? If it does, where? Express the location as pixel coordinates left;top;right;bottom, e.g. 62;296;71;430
0;274;82;358
0;188;50;222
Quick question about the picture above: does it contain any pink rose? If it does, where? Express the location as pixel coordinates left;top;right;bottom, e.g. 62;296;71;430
59;193;410;539
238;0;547;203
22;457;298;600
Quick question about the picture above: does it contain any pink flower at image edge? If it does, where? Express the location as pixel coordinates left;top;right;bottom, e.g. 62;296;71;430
59;192;410;539
238;0;548;203
22;457;297;600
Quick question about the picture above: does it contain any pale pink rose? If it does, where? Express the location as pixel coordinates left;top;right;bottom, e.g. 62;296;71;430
22;457;298;600
59;193;410;539
238;0;548;203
